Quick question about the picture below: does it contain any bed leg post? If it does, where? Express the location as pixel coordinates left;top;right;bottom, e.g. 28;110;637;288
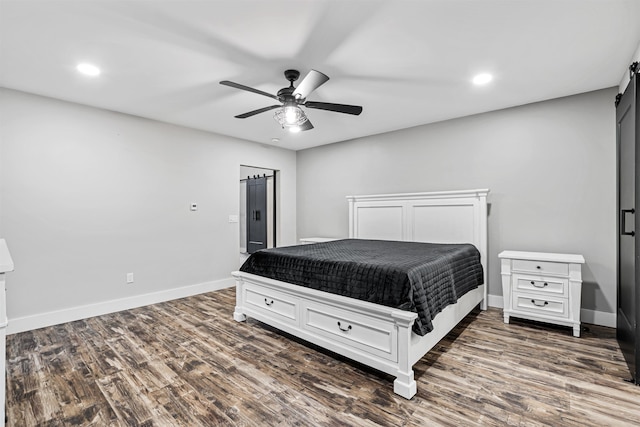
233;275;247;322
233;310;246;322
480;283;488;311
392;310;418;399
394;372;417;399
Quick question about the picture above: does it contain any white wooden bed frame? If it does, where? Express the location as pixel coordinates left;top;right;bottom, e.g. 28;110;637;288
232;189;489;399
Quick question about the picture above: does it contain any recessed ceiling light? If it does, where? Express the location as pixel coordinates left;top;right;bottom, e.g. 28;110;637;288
271;138;280;143
472;73;493;85
76;63;101;76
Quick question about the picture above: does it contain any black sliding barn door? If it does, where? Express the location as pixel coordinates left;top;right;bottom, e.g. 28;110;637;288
246;176;267;254
617;70;640;384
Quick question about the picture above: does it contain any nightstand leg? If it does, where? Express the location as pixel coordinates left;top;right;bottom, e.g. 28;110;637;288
573;324;580;338
503;313;510;324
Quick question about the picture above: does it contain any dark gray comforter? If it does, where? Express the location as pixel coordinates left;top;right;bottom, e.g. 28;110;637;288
239;239;483;335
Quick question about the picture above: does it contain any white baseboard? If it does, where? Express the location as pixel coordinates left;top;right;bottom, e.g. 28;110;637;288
7;277;235;335
7;285;616;335
487;294;504;310
486;293;616;328
580;308;616;328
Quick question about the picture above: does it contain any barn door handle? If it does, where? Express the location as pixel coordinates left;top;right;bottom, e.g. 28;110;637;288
255;210;260;221
621;209;635;236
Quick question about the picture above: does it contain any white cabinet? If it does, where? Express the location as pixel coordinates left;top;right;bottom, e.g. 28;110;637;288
499;250;585;337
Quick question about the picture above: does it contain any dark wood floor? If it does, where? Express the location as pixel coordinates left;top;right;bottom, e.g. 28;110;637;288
6;287;640;426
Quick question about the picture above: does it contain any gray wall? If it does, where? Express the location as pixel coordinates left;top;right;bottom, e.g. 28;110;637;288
0;88;297;323
297;88;616;318
0;86;618;328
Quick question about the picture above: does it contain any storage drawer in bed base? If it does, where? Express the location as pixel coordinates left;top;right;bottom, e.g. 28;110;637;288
302;301;398;362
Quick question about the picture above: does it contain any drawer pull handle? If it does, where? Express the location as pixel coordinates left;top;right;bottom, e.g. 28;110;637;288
337;321;352;332
531;281;548;288
531;299;549;307
264;298;274;306
536;265;542;270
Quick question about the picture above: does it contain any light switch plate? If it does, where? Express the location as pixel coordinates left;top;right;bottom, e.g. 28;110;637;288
228;215;239;223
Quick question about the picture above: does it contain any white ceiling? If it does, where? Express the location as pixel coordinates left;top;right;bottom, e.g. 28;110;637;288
2;0;639;151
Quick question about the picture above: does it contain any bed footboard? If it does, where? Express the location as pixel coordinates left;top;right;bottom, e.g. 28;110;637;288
233;271;420;399
233;270;485;399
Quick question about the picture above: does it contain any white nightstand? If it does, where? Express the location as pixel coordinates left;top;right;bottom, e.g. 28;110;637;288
499;250;585;337
298;237;339;245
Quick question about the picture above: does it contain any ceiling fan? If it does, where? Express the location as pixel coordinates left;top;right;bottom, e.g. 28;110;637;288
220;69;363;132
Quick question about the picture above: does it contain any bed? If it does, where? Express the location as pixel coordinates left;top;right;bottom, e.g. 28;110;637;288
232;189;489;399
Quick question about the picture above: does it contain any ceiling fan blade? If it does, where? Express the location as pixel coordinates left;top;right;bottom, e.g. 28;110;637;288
235;105;281;119
220;80;279;100
299;119;314;131
292;70;329;100
304;101;363;115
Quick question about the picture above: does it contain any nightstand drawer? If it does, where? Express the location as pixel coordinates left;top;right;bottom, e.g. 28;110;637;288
513;274;567;297
512;259;569;276
513;294;568;318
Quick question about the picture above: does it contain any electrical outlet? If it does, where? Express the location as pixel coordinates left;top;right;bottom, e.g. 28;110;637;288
126;273;134;284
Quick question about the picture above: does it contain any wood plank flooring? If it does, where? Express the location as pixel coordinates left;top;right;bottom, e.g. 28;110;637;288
6;287;640;426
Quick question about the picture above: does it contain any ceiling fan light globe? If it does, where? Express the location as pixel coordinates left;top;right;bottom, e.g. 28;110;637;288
274;105;308;127
284;105;300;124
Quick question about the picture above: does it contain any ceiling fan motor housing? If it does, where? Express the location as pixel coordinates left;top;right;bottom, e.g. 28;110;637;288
277;88;295;101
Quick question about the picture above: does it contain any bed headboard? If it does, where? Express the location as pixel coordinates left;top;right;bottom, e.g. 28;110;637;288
346;189;489;298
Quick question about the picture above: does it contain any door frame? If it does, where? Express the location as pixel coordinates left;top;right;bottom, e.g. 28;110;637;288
239;165;278;253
